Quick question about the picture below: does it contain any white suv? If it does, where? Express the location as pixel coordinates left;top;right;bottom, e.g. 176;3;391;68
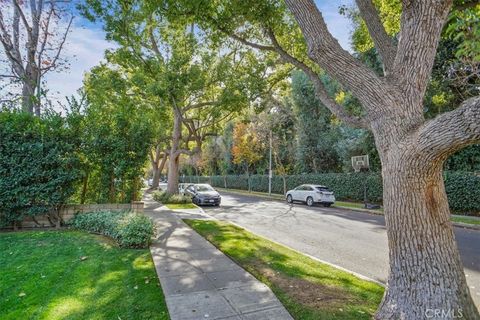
286;184;335;207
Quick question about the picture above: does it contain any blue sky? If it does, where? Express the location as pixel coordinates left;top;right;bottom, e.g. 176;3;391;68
43;0;354;105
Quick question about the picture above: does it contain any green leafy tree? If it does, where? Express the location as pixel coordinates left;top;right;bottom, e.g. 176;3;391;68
291;70;341;173
80;65;155;203
81;0;273;194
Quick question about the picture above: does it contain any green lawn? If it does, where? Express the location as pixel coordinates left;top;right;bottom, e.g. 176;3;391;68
451;216;480;226
0;231;168;320
165;203;198;210
185;219;384;320
333;201;383;213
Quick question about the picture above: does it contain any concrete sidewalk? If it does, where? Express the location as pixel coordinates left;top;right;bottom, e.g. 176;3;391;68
143;193;292;320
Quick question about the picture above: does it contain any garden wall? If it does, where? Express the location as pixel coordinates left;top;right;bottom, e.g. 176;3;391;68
4;202;144;229
182;172;480;215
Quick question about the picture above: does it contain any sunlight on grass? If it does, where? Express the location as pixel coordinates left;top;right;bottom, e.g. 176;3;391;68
133;253;155;270
165;203;198;209
97;271;127;284
0;231;169;320
44;297;84;320
185;219;384;320
451;216;480;226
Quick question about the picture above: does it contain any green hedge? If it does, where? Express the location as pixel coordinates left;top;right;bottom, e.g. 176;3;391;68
182;172;480;214
152;191;192;204
0;111;80;227
70;211;154;248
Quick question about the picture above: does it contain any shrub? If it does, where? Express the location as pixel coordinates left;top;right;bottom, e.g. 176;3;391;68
70;211;154;248
182;172;480;215
152;191;192;204
0;111;81;227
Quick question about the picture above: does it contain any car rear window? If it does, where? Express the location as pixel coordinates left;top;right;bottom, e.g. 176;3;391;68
197;185;214;192
315;187;330;192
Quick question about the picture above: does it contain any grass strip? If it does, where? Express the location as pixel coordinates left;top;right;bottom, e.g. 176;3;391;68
165;203;198;210
184;219;384;320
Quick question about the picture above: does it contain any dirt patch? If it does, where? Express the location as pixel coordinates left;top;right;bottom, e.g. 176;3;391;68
254;264;358;310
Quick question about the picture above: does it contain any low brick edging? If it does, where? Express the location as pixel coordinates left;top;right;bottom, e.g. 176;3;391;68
5;202;144;229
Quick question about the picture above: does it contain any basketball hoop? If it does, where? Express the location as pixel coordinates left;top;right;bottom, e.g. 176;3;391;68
351;155;370;173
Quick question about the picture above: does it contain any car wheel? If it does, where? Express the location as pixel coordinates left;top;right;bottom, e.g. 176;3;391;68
323;203;332;207
306;197;314;207
286;194;293;203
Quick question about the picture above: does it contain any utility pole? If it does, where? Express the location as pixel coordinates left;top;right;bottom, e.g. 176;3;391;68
268;130;272;195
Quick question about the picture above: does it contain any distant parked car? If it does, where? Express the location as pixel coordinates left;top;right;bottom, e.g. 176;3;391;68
158;182;168;191
286;184;335;207
148;178;153;187
178;183;192;195
184;184;221;206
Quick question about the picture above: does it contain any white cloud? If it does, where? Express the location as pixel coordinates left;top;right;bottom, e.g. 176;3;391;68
45;23;116;105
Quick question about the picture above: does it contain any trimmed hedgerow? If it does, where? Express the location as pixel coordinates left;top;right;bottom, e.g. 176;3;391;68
444;171;480;214
182;172;480;215
70;211;154;248
152;191;192;204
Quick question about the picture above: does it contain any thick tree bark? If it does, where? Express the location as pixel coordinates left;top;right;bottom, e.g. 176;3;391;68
150;148;167;189
80;173;89;204
21;80;36;114
167;108;182;194
377;145;478;319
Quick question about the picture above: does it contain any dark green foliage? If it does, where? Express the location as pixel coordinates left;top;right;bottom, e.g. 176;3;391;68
445;145;480;171
184;172;480;214
76;66;156;204
152;190;192;204
0;111;80;226
70;211;154;248
291;71;341;173
444;171;480;215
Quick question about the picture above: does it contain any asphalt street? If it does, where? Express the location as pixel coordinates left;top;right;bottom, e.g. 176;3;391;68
201;191;480;307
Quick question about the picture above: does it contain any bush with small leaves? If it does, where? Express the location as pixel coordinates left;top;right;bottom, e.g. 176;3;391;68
152;191;192;204
70;211;154;248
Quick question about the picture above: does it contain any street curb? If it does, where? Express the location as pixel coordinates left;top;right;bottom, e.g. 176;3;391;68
227;221;385;287
452;222;480;231
186;204;386;288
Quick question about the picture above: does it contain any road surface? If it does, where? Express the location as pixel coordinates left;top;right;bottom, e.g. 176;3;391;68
201;191;480;307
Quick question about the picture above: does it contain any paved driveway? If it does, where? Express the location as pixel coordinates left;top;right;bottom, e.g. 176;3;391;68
201;191;480;307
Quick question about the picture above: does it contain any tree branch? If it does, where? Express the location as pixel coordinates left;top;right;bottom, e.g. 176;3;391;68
418;96;480;160
0;8;25;77
453;0;480;11
265;29;368;128
284;0;389;112
41;15;73;74
355;0;397;74
393;0;453;111
182;100;219;112
227;31;275;51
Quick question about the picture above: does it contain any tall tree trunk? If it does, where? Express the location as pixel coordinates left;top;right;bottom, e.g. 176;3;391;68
167;108;182;194
376;147;479;319
80;173;89;204
109;173;115;203
167;154;180;194
152;152;167;189
21;82;35;114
